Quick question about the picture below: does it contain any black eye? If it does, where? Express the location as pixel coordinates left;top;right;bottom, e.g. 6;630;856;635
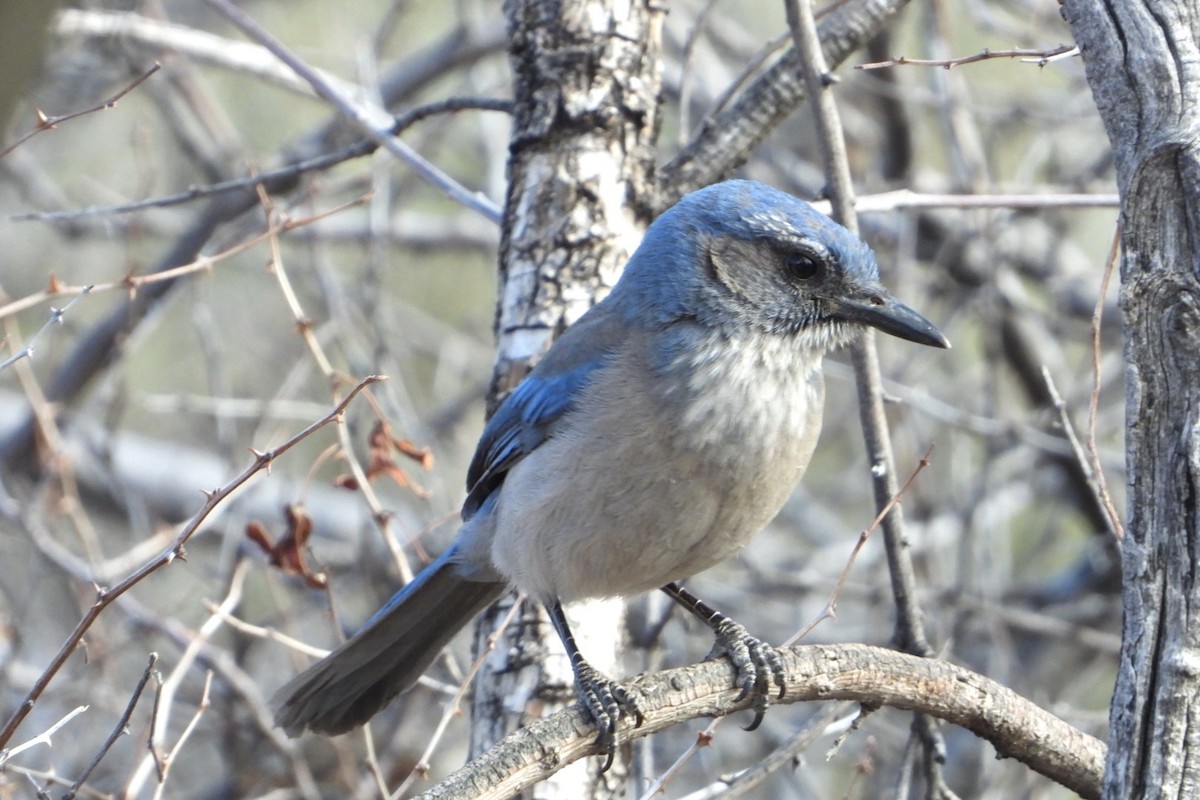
785;251;821;281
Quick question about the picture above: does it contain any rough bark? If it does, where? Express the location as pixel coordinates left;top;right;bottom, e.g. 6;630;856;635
1059;1;1200;797
472;0;664;794
654;0;911;208
424;644;1106;800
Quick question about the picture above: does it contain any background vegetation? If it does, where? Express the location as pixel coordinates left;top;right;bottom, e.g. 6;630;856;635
0;0;1125;797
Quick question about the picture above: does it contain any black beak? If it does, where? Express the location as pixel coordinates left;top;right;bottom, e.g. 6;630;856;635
832;289;950;349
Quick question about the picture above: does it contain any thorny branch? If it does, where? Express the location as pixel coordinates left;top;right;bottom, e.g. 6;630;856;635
0;375;384;751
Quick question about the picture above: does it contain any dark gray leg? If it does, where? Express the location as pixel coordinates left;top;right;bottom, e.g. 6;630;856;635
547;601;644;771
660;581;786;730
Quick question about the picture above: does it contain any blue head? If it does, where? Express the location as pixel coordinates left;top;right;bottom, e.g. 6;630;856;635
612;180;948;350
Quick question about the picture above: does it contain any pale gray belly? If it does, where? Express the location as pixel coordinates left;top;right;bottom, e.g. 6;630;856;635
489;360;824;602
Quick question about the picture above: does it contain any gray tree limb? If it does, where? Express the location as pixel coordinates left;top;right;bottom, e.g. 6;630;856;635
1059;1;1200;797
420;644;1105;800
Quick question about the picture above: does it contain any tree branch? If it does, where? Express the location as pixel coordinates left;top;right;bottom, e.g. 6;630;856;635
416;644;1105;800
655;0;911;207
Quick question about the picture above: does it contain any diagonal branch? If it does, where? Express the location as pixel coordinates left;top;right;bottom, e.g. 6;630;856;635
0;375;382;751
0;23;504;471
415;644;1105;800
655;0;911;208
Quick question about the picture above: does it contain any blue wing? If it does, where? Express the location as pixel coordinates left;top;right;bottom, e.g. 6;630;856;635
462;306;627;519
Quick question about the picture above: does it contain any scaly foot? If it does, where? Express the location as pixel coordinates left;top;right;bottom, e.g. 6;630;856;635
548;600;645;771
708;615;786;730
660;582;786;730
572;661;645;771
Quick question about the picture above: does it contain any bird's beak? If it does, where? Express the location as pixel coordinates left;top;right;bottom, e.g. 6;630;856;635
832;290;950;349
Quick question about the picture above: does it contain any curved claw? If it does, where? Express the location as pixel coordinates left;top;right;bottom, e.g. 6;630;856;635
574;662;644;772
709;617;786;730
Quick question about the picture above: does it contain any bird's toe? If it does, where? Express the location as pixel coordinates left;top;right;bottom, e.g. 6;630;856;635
574;662;643;771
709;617;785;731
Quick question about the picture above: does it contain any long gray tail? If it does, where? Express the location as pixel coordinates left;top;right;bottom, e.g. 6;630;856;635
272;551;506;736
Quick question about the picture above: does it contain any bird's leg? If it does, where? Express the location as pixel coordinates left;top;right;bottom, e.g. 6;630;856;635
660;582;786;730
547;601;644;771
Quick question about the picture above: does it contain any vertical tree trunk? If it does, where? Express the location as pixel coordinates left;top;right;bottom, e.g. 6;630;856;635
471;0;664;794
1060;2;1200;796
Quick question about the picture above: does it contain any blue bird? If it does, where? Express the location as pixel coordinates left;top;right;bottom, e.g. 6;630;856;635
272;180;948;767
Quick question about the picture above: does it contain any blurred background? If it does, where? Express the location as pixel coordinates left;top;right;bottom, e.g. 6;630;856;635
0;0;1120;797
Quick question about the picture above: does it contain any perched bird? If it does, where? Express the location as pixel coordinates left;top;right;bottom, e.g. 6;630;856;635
272;179;948;766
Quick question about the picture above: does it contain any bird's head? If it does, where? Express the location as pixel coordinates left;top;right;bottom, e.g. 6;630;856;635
621;180;949;351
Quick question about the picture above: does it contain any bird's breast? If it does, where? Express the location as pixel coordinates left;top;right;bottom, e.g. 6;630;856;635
489;329;826;601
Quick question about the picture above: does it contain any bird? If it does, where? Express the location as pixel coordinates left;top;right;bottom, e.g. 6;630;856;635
271;179;949;768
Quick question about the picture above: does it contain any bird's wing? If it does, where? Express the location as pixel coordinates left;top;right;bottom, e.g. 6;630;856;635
462;306;628;519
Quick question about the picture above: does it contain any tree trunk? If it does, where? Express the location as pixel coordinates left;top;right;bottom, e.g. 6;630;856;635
1060;2;1200;796
470;0;664;795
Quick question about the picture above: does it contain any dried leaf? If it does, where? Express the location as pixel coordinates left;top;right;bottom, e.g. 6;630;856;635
247;505;327;589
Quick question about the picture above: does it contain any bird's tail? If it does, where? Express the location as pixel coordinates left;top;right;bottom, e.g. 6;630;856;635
271;549;506;736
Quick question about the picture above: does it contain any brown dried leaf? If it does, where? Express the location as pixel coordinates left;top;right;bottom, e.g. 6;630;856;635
332;473;360;490
248;506;327;589
392;437;434;470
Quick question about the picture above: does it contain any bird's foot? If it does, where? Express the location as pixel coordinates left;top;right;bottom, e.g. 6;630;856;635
708;617;786;731
573;661;645;772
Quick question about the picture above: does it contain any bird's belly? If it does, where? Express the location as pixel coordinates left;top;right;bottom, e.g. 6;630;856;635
490;359;823;601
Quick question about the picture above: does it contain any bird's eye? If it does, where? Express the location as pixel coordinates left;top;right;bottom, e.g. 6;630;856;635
785;252;821;281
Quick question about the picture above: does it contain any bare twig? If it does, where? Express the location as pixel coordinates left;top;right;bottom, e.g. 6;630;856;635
683;703;855;799
151;672;213;800
1042;367;1121;542
62;654;160;800
126;562;251;797
9;97;510;224
0;706;88;767
789;447;935;643
823;189;1119;213
201;600;329;659
0;765;109;799
0;195;369;324
785;0;856;226
1089;225;1125;539
255;189;413;583
857;44;1079;71
786;0;935;656
0;287;92;372
200;0;502;223
0;375;384;751
9;146;375;223
55;9;359;100
0;64;161;159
